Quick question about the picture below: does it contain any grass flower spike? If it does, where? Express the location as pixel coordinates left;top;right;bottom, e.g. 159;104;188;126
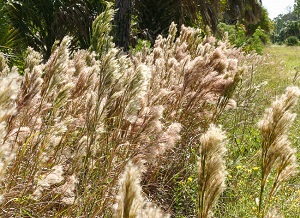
257;86;300;217
197;124;227;218
114;161;169;218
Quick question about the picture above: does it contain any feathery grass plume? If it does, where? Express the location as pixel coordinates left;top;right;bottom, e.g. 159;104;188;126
73;45;163;215
114;161;144;218
134;22;244;136
0;63;21;203
32;165;65;200
0;53;10;76
141;202;171;218
257;86;300;218
197;124;227;218
19;66;43;107
134;121;182;162
55;174;77;205
90;2;115;58
124;64;152;119
0;20;256;216
0;39;88;216
41;36;72;99
24;47;42;71
114;161;169;218
18;48;43;107
131;23;247;215
217;52;267;191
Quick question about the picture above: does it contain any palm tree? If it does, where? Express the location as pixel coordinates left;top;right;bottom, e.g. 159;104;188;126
134;0;264;39
133;0;202;44
223;0;263;26
197;0;264;34
0;2;17;51
0;0;23;66
197;0;221;33
134;0;174;43
113;0;132;51
5;0;106;59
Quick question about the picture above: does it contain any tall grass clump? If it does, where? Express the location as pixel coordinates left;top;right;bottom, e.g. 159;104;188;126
257;86;300;217
131;23;250;215
1;4;295;217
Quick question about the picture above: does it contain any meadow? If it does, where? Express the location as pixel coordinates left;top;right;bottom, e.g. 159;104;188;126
216;45;300;218
0;8;300;217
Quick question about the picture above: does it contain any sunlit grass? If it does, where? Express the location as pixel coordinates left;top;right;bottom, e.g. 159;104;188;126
255;46;299;92
216;45;300;217
265;45;300;72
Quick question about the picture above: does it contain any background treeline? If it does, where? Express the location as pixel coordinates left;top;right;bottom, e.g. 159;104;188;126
1;0;273;63
3;0;300;61
272;0;300;45
2;0;300;62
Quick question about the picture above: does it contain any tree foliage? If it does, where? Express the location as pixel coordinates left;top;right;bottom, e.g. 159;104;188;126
133;0;201;44
4;0;107;59
133;0;268;47
1;0;272;60
0;2;19;52
272;2;300;45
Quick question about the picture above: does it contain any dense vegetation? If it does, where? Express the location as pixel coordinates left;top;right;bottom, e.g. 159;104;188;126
272;0;300;45
0;1;300;218
1;0;272;61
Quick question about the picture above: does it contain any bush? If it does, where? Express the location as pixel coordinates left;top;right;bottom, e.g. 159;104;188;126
218;23;247;48
285;36;299;46
217;23;270;54
245;27;270;54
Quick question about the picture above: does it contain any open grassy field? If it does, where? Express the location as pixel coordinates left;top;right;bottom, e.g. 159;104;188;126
264;46;300;73
257;45;300;90
265;47;300;108
216;45;300;217
260;46;300;217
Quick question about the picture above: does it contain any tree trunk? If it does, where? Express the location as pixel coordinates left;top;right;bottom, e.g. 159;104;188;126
114;0;132;51
198;0;219;33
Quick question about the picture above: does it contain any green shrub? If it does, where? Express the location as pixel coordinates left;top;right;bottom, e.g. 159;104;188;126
218;23;270;54
218;23;247;48
246;27;270;54
130;38;151;54
285;36;299;46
